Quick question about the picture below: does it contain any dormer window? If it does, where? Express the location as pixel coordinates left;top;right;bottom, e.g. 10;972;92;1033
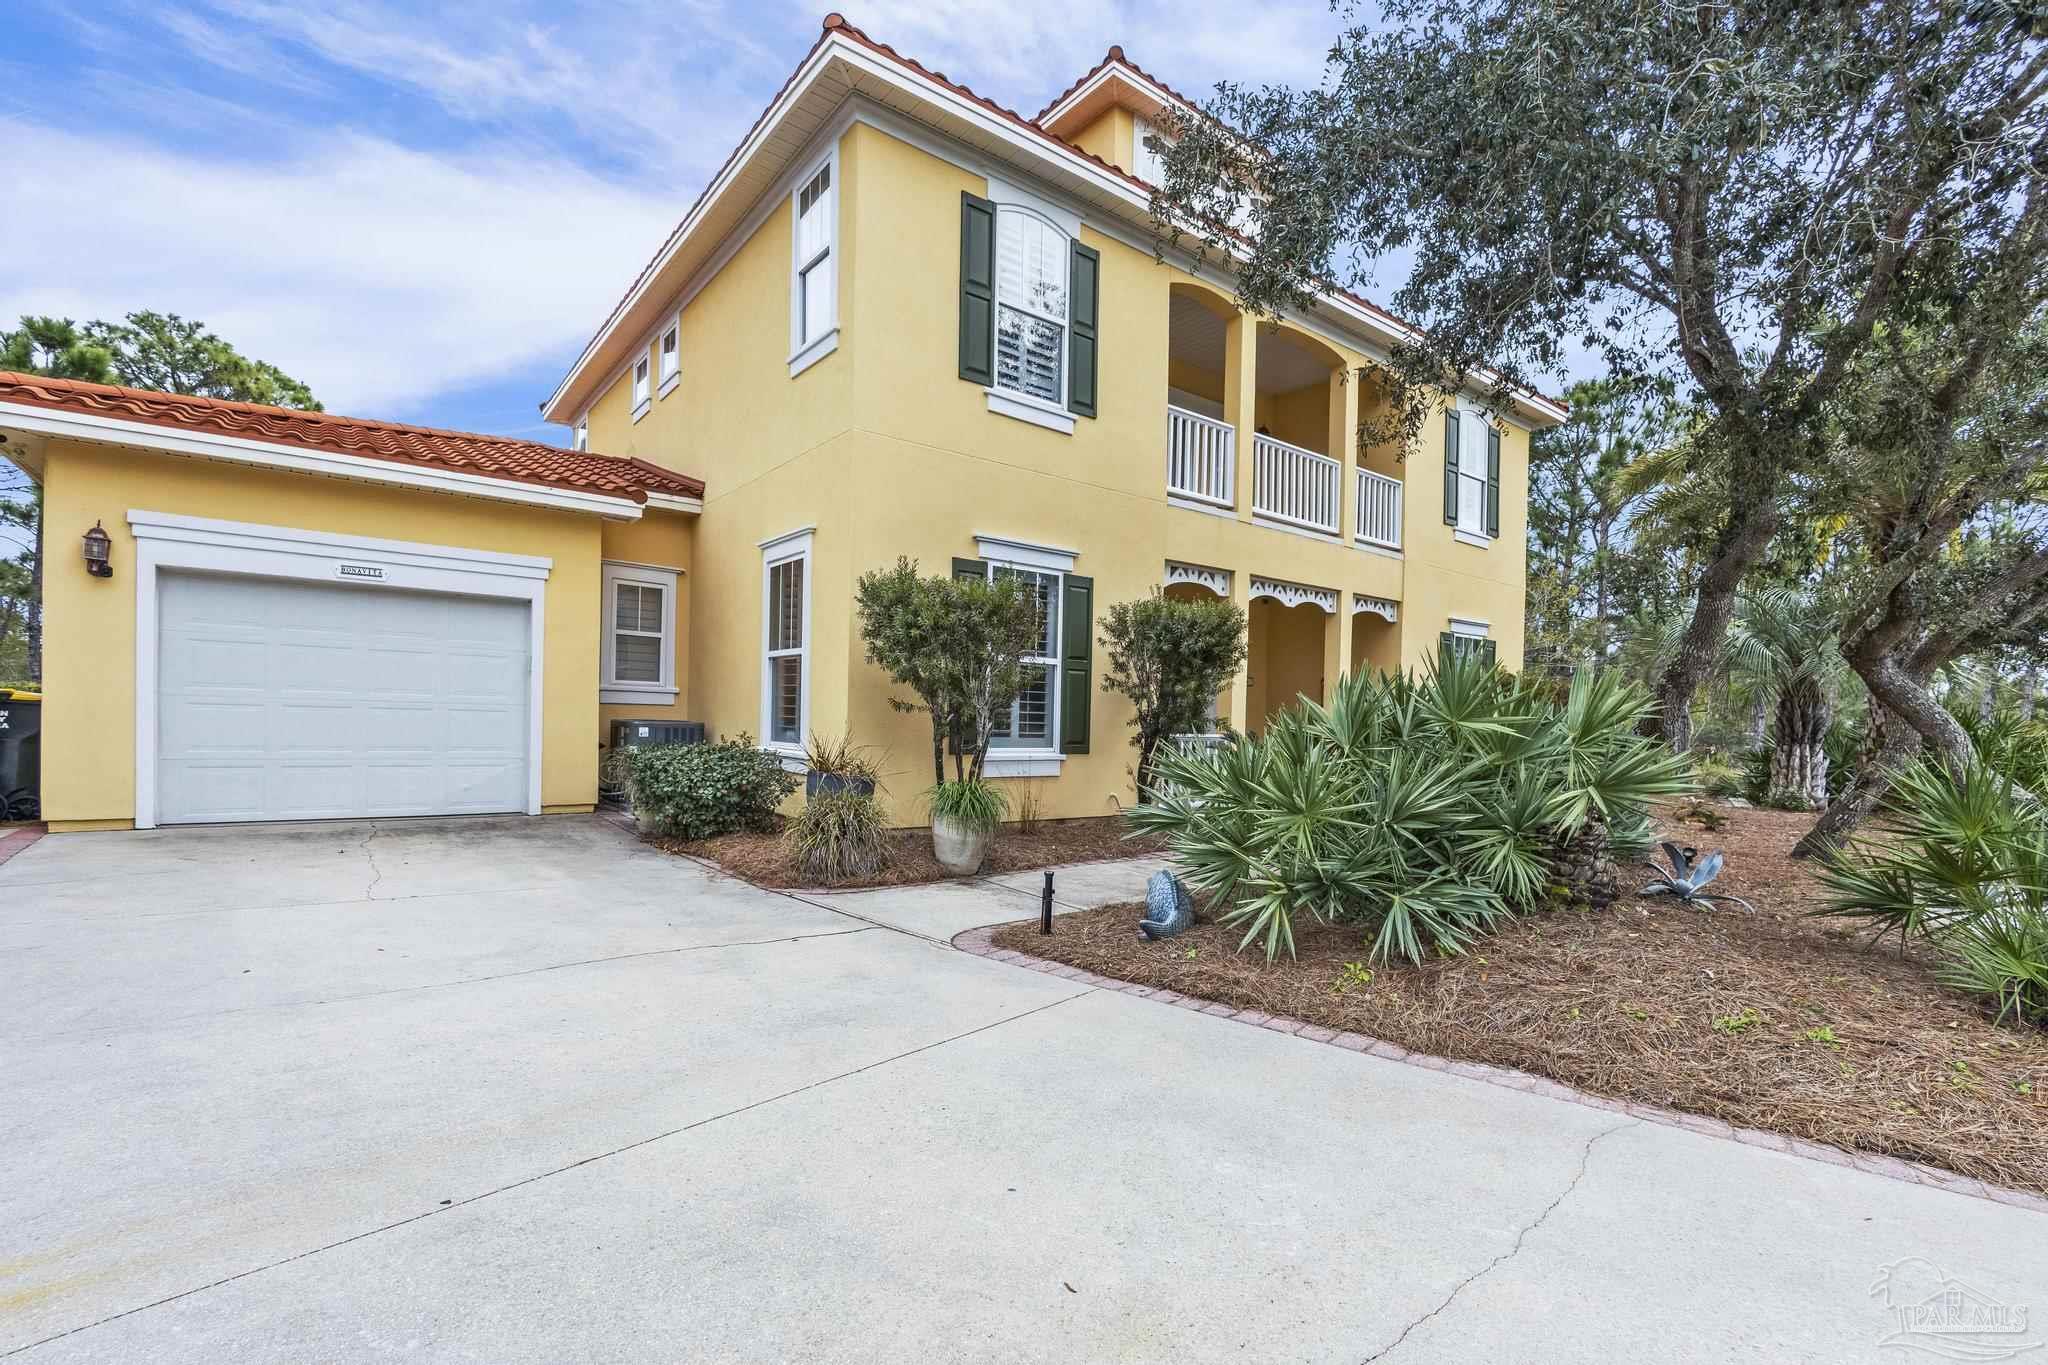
572;418;589;452
1133;116;1172;185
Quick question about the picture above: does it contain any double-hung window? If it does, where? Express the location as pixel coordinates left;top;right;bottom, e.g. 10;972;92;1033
760;529;813;756
601;562;678;704
986;562;1061;752
658;318;680;396
992;208;1070;408
789;153;837;375
572;418;589;452
631;356;651;420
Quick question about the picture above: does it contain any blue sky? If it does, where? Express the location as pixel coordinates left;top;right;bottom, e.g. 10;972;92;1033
1;0;1361;448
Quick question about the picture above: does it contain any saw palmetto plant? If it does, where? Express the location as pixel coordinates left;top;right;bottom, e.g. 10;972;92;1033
1128;653;1694;964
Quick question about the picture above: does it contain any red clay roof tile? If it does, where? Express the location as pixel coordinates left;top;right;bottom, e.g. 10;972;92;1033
0;371;705;504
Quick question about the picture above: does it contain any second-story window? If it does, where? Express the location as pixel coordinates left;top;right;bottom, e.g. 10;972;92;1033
631;356;651;420
1444;407;1501;541
790;156;836;370
658;319;680;395
572;418;589;452
994;208;1069;407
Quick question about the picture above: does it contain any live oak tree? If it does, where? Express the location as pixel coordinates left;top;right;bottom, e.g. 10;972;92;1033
1152;0;2048;748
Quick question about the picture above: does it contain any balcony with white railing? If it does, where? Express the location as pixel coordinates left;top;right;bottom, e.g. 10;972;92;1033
1166;404;1236;509
1252;434;1342;536
1355;468;1403;551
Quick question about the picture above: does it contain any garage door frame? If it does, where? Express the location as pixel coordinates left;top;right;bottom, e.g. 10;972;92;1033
128;510;552;829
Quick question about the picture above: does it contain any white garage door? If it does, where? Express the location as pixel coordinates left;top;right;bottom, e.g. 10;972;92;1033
156;572;530;824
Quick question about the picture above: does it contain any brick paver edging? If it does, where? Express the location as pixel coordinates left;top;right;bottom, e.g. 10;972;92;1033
0;825;46;867
952;924;2048;1218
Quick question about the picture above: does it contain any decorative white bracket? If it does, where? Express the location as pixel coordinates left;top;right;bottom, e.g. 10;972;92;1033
1248;575;1336;614
1353;595;1398;623
1164;560;1231;596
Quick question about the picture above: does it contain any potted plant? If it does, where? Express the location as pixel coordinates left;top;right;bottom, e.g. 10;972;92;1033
803;731;881;799
927;778;1005;875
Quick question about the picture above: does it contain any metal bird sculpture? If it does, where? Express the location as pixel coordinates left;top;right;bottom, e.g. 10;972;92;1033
1640;842;1755;913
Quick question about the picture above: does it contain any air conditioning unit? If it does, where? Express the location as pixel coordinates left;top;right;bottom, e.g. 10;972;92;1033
602;719;706;806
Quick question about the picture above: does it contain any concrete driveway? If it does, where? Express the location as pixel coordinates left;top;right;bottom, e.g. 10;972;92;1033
4;818;2043;1363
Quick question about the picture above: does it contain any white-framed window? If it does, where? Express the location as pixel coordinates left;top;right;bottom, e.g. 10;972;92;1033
658;317;681;396
760;528;814;759
992;205;1070;408
987;560;1061;751
788;150;837;376
1451;404;1498;543
1443;617;1497;667
601;562;679;704
572;417;589;452
1133;116;1171;186
631;355;651;420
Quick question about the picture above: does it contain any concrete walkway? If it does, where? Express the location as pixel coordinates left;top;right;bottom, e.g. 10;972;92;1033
4;817;2043;1363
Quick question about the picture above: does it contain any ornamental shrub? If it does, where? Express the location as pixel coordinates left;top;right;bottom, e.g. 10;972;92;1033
787;788;890;882
1128;654;1694;964
628;735;796;840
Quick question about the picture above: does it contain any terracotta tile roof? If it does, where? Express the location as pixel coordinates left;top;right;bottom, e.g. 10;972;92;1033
0;371;705;504
1033;43;1209;125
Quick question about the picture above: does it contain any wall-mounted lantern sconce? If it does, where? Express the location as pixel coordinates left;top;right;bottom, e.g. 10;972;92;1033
83;521;112;578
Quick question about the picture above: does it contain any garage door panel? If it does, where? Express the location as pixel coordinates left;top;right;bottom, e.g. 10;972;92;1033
157;573;531;825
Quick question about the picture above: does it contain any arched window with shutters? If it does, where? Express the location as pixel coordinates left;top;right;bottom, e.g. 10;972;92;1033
959;183;1099;434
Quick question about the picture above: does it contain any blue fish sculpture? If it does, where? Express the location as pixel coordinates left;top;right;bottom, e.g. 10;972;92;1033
1138;870;1195;940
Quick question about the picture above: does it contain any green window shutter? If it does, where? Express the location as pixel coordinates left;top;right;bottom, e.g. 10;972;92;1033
1067;242;1100;417
952;557;986;583
1059;574;1094;754
1442;410;1461;525
1486;425;1502;538
1439;631;1457;665
959;194;996;386
1481;639;1498;669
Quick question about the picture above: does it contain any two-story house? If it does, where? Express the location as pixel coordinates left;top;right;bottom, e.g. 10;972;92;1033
2;15;1561;832
552;17;1565;817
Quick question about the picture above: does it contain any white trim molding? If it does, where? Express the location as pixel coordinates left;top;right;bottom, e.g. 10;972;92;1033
1449;616;1491;638
126;511;551;830
787;141;840;378
0;401;644;521
974;534;1077;574
601;560;681;705
760;527;816;763
1164;560;1230;596
1248;575;1337;614
981;753;1066;779
1353;595;1399;623
985;387;1076;434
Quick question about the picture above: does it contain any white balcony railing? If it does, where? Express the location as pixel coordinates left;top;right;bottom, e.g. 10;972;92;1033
1166;404;1235;509
1252;434;1341;536
1356;468;1403;551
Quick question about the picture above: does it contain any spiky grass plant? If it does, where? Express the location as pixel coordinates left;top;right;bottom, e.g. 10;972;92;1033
1819;759;2048;1026
787;788;890;882
1128;654;1694;964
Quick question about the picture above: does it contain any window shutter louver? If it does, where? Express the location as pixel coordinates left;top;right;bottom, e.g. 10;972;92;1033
1486;425;1502;538
959;194;996;385
1439;631;1457;664
1482;639;1498;669
1067;242;1100;417
952;557;986;583
1443;410;1461;525
1059;574;1093;753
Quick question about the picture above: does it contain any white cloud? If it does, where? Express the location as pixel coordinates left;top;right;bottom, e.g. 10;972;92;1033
0;119;677;414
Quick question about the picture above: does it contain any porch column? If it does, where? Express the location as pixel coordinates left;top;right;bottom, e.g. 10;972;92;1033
1224;313;1258;522
1326;596;1353;701
1331;365;1360;545
1226;571;1252;733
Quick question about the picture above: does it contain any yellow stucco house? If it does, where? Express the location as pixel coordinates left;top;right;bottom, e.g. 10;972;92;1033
3;15;1563;833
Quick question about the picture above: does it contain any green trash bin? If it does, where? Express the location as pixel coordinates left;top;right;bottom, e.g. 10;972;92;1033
0;691;41;822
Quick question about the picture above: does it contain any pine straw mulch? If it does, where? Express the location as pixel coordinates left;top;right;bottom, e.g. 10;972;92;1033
656;815;1164;891
992;802;2048;1198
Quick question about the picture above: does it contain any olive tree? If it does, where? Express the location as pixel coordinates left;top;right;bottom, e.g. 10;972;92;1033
1152;0;2048;750
854;559;1041;785
1099;592;1248;799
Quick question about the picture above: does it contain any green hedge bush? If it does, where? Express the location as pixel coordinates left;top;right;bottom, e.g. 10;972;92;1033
628;736;796;840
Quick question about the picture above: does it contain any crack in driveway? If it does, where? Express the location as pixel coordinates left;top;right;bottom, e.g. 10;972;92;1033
1360;1118;1639;1363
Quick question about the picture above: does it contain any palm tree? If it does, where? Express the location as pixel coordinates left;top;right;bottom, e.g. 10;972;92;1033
1725;587;1849;809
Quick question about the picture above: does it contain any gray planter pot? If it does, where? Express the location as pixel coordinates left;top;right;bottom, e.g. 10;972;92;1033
805;771;876;799
930;813;992;876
